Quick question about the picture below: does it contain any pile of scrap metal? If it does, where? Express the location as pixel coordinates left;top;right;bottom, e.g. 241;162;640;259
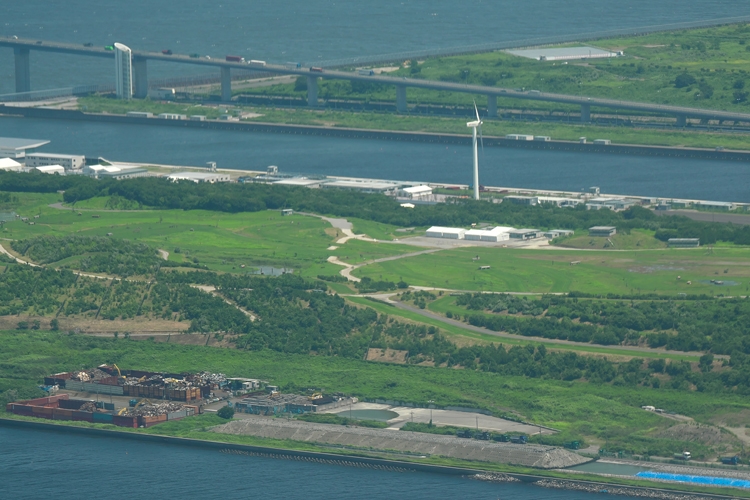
78;401;97;413
70;368;110;382
124;401;185;417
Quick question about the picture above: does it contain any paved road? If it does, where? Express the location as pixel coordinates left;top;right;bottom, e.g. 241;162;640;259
6;35;750;122
378;295;722;359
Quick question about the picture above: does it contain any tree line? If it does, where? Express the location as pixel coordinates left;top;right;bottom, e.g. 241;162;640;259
2;171;750;243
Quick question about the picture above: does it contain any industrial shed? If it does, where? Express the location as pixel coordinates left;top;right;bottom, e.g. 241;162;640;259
464;226;513;242
426;226;466;239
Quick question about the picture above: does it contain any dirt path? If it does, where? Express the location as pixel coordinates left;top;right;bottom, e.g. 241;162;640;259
189;285;257;320
0;241;38;266
371;294;723;359
158;249;169;261
328;248;442;282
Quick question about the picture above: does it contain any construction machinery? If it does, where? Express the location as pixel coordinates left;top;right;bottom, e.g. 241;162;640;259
112;364;126;383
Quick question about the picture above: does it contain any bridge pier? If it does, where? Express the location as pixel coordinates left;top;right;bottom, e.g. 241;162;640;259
675;114;687;127
14;48;31;93
487;95;497;118
307;76;318;106
396;85;407;113
221;67;232;102
133;57;148;99
580;103;591;122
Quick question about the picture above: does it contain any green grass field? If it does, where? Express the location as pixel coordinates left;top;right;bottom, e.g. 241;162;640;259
352;246;750;296
1;330;747;464
3;194;419;277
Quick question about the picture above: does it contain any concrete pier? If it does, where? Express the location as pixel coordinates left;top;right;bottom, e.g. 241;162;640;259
307;76;318;106
580;103;590;122
133;57;148;99
675;114;687;127
221;67;232;102
487;95;497;118
14;48;30;93
396;85;407;113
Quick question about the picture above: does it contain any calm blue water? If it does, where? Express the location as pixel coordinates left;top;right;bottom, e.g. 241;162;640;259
2;116;749;202
0;1;745;93
0;426;604;499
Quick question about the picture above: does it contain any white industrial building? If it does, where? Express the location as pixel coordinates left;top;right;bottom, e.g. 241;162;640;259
505;195;538;205
273;178;324;188
26;153;85;171
426;226;466;239
84;164;149;180
586;198;636;211
464;226;514;242
695;200;736;211
32;165;65;175
322;180;401;194
544;229;575;239
114;43;133;100
401;185;433;199
158;113;187;120
0;137;50;159
167;172;230;183
0;158;23;171
507;46;622;61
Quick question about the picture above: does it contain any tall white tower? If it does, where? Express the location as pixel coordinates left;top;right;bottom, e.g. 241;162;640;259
466;103;483;201
114;43;133;100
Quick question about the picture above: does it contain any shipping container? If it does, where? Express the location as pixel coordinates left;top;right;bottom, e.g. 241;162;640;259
112;415;138;428
53;408;74;420
71;411;94;422
93;412;114;423
167;410;188;421
59;399;90;410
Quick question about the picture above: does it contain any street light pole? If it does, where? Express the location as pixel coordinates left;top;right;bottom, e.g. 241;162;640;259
427;400;434;426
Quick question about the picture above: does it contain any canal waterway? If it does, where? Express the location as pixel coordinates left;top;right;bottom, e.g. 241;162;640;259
1;426;608;500
2;116;749;202
0;1;744;94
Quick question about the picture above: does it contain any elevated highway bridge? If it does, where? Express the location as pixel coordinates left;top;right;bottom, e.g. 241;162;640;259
3;36;750;126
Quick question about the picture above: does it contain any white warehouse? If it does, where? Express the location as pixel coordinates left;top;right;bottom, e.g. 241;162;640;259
426;226;466;239
26;153;85;171
464;226;515;242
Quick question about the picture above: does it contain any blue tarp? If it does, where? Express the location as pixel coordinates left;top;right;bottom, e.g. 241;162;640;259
636;471;750;488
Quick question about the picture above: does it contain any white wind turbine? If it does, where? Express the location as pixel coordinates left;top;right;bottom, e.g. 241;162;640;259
467;101;483;200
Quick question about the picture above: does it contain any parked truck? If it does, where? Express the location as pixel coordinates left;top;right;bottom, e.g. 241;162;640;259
721;455;740;465
226;55;245;63
148;88;175;100
673;451;692;461
358;69;375;76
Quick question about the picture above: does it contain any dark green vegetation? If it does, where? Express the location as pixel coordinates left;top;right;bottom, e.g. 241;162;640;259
450;293;750;355
217;405;235;419
296;413;389;428
5;172;750;246
2;331;749;463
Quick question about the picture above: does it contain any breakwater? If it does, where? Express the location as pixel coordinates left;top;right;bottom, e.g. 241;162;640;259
3;105;749;162
0;418;740;499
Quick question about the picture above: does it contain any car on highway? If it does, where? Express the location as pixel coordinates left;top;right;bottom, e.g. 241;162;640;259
83;42;93;47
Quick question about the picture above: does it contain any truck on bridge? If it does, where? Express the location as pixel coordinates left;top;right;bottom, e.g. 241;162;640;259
226;55;245;63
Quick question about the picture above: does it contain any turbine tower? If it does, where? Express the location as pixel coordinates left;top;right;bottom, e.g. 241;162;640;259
466;102;483;200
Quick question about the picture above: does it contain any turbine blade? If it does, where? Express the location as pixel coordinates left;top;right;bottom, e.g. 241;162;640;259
474;101;480;122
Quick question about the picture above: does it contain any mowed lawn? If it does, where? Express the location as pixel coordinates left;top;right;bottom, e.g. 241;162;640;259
3;193;422;277
353;246;750;295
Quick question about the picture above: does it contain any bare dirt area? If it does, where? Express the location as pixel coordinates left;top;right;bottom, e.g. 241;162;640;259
0;315;190;334
365;348;408;364
653;423;737;448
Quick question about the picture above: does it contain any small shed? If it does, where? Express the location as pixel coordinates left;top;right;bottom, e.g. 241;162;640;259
668;238;700;248
281;209;293;216
589;226;617;237
509;229;541;240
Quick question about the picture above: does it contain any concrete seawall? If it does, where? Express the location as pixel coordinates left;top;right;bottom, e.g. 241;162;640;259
0;418;737;498
3;105;750;162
